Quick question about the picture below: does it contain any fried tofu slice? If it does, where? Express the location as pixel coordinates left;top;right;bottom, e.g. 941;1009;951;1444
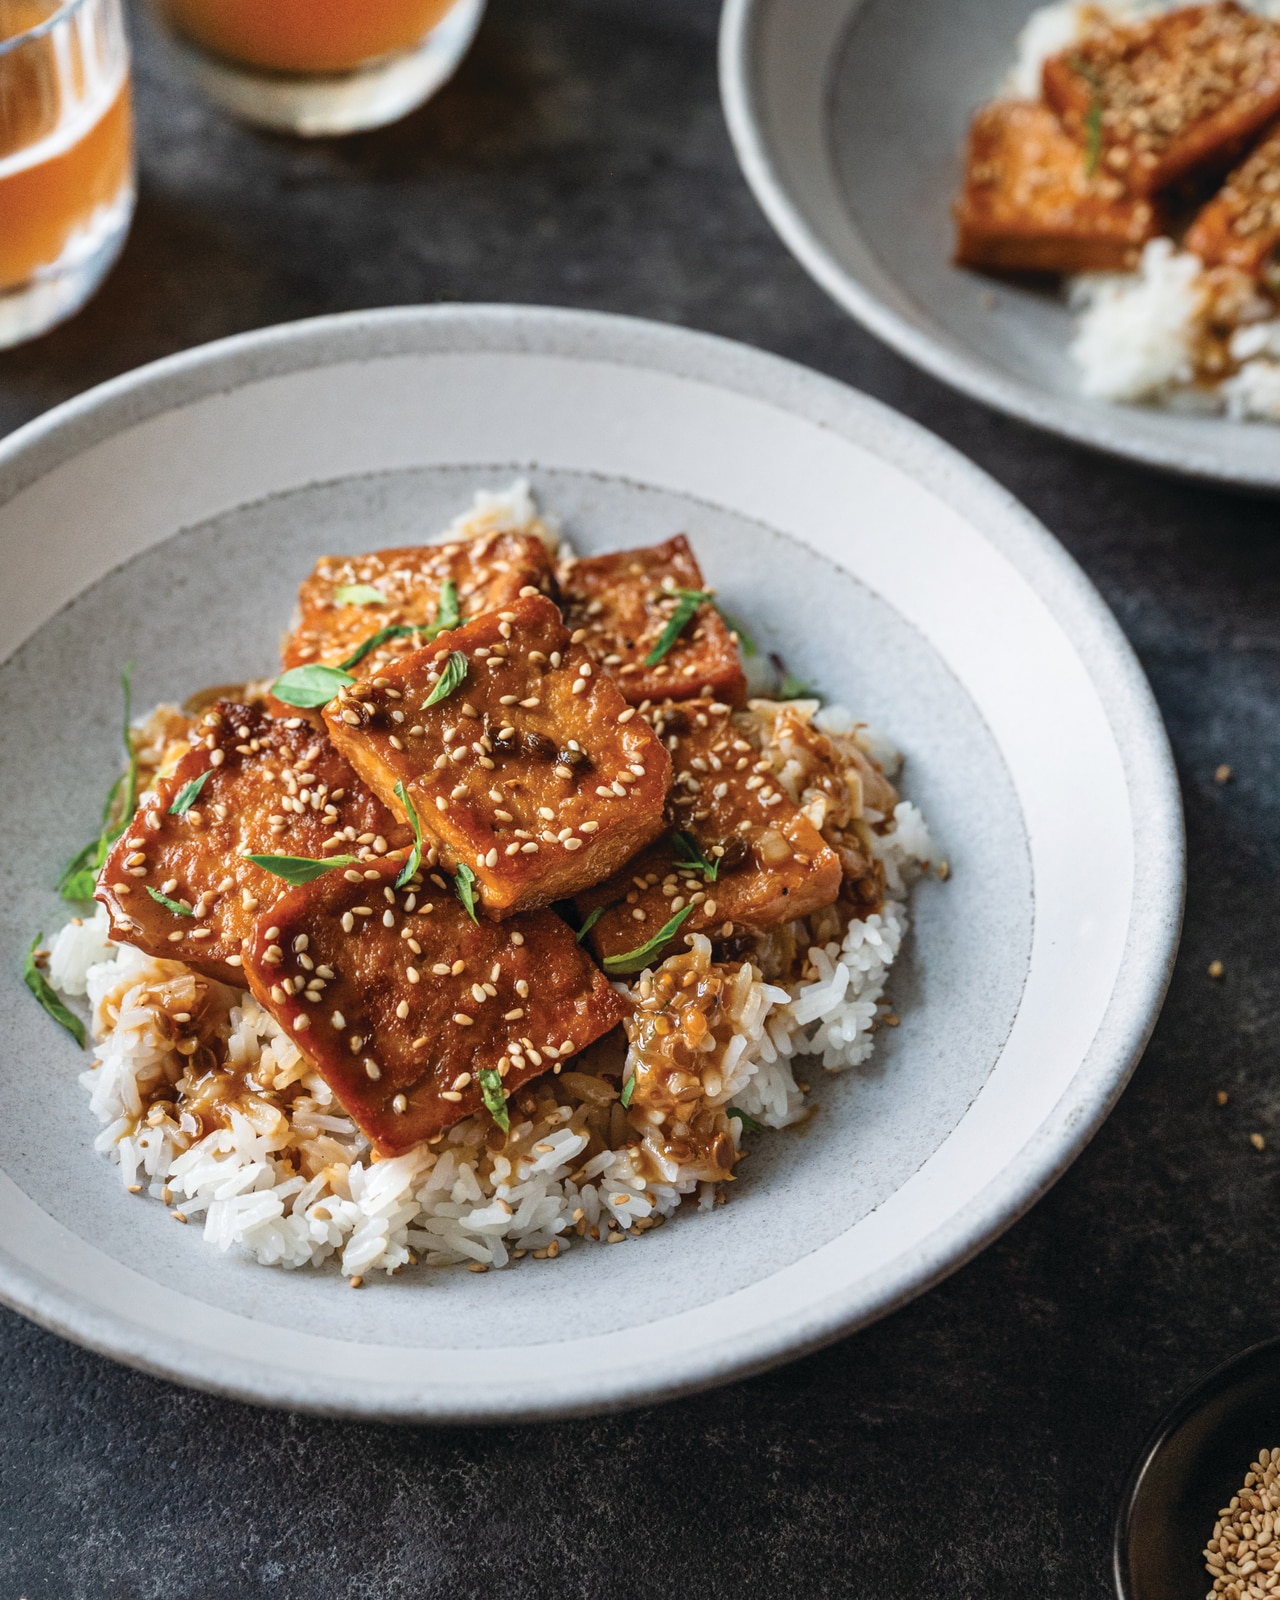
557;536;748;707
282;532;557;678
323;594;672;917
1185;116;1280;283
97;703;411;984
574;699;841;967
241;860;629;1156
954;100;1161;273
1043;3;1280;197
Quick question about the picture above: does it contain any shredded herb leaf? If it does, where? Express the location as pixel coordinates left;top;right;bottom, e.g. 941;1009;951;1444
24;934;86;1047
620;1073;636;1109
427;579;460;638
243;853;362;886
334;583;386;607
717;608;757;658
575;905;604;944
270;663;356;709
645;588;712;667
672;831;718;882
478;1065;509;1133
393;782;424;890
146;885;194;917
339;624;429;673
454;861;479;923
169;769;213;816
769;652;814;701
57;664;139;901
727;1106;762;1133
1073;54;1105;178
603;904;695;975
423;650;467;708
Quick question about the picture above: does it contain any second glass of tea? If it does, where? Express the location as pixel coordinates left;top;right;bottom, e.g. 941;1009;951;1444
0;0;134;348
153;0;486;137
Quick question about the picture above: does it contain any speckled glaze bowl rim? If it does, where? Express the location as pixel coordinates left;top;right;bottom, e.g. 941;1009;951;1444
0;305;1184;1421
718;0;1280;494
1113;1336;1280;1599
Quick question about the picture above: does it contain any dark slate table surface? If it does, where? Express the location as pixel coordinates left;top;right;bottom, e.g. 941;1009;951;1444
2;1;1277;1595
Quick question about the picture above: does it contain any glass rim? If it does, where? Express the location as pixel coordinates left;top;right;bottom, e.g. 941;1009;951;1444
0;0;96;58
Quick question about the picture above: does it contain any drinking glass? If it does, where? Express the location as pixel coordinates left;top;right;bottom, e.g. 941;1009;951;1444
0;0;134;349
152;0;487;138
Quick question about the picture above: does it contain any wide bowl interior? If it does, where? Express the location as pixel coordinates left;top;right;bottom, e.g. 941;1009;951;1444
720;0;1280;489
0;307;1182;1419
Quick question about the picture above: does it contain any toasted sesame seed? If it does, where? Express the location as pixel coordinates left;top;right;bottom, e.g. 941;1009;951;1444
294;1015;310;1031
453;1013;475;1026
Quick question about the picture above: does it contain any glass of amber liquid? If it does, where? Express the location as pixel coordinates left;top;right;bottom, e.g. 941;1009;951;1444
0;0;133;348
153;0;486;138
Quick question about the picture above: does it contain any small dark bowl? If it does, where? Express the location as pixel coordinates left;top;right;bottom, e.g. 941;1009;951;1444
1115;1337;1280;1599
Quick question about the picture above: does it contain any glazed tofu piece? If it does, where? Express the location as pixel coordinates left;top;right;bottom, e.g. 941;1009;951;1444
954;100;1161;273
557;536;748;707
241;861;629;1156
97;703;411;984
1043;4;1280;197
575;699;841;967
1185;118;1280;281
323;594;672;917
282;532;556;678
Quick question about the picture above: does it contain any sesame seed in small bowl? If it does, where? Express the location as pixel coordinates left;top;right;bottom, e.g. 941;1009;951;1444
1115;1337;1280;1600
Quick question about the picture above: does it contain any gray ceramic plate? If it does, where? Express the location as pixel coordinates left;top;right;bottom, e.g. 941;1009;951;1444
0;306;1182;1421
719;0;1280;491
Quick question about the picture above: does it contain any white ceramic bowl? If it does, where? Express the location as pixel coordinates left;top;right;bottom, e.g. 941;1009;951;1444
0;306;1182;1420
719;0;1280;492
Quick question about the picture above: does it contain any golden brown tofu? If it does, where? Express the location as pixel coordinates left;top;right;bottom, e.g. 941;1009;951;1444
575;699;841;967
241;860;629;1156
557;536;748;707
1185;116;1280;282
97;703;411;984
954;100;1161;273
323;594;673;917
1043;4;1280;197
282;532;557;678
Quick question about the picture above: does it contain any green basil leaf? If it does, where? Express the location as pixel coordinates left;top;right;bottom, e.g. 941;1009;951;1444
602;904;695;975
333;583;386;607
727;1106;762;1133
270;664;356;709
454;861;479;924
243;853;362;886
145;885;194;917
169;769;213;816
423;651;467;709
477;1066;510;1133
620;1072;636;1109
644;588;712;668
575;905;604;944
23;934;85;1047
393;782;424;890
672;831;718;882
